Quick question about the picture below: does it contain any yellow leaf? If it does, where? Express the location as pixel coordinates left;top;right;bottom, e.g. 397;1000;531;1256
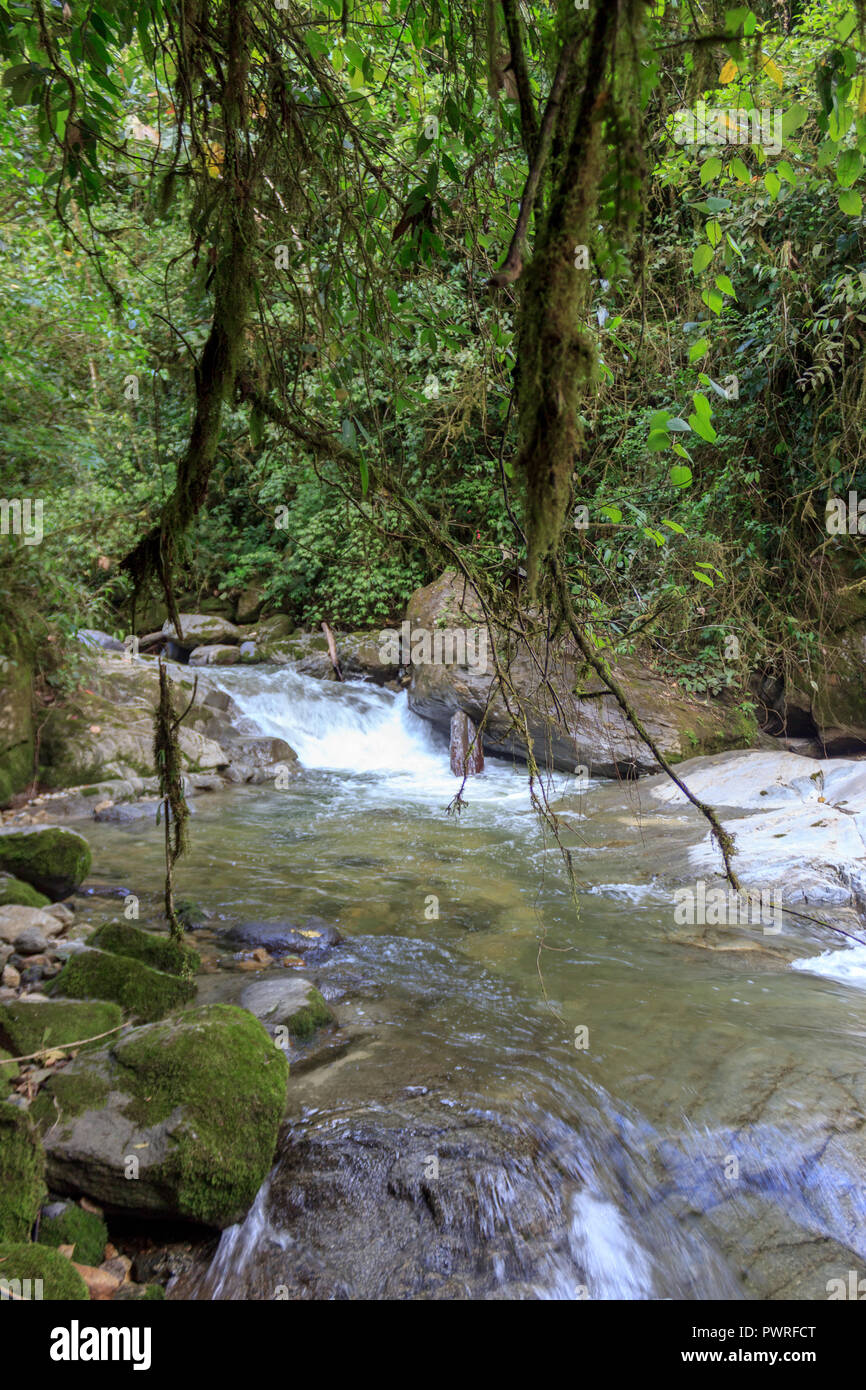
299;930;321;938
761;55;784;88
719;58;738;84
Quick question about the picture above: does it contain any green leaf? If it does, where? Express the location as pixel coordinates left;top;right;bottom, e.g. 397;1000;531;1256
837;150;863;188
839;189;863;216
692;244;714;274
781;103;809;137
666;417;691;432
689;336;710;362
692;569;714;586
701;288;724;315
699;156;722;185
729;157;750;182
688;414;718;443
670;465;693;487
648;429;671;451
705;219;723;247
764;169;781;200
715;274;736;298
692;392;712;419
662;519;687;534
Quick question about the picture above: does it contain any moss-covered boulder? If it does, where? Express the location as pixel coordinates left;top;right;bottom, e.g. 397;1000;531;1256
0;999;122;1059
0;873;49;909
0;826;92;901
90;921;199;978
0;1242;89;1299
49;949;196;1022
0;1104;45;1241
35;1005;288;1228
37;1202;108;1267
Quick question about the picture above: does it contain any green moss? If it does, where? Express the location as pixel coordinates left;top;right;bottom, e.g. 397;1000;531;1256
0;1000;122;1059
37;1204;108;1267
0;1242;89;1299
0;874;49;908
285;987;332;1039
174;899;208;928
90;921;199;978
30;1070;110;1132
113;1004;288;1227
0;1104;45;1242
0;1048;14;1099
0;827;92;901
49;949;196;1022
142;1281;166;1299
0;743;33;811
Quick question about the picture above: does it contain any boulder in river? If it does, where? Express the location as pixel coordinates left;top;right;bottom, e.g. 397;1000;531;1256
0;826;92;901
0;999;122;1057
32;1003;289;1228
223;916;342;960
405;572;759;777
239;976;333;1040
189;644;241;667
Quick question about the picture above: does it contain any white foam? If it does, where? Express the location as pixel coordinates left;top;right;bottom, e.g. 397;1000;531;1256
791;943;866;988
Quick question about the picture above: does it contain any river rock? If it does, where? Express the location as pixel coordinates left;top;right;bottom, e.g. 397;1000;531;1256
0;874;50;909
189;644;241;667
161;615;242;650
239;976;334;1039
32;1003;289;1228
0;827;92;901
405;572;758;777
224;917;342;960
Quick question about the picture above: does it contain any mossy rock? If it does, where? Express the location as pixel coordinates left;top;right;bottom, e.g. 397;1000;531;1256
30;1070;110;1132
0;827;92;901
0;1241;89;1299
0;1000;123;1060
37;1203;108;1267
0;1048;14;1099
49;949;196;1022
0;1104;46;1242
174;899;210;929
90;921;199;978
111;1004;288;1226
0;874;49;909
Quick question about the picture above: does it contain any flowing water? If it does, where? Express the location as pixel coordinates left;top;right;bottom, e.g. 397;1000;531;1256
79;666;866;1300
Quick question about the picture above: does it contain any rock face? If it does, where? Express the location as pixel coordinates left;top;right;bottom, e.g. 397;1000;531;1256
649;749;866;904
33;1004;289;1228
406;573;758;777
0;827;92;901
752;622;866;755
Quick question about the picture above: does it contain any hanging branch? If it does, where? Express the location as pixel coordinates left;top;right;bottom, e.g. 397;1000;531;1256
154;660;197;943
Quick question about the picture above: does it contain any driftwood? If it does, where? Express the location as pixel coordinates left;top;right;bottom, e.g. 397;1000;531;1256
321;621;343;680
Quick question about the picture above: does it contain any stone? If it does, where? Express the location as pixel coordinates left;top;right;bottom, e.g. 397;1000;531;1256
189;644;241;667
0;999;122;1058
12;926;49;955
49;948;196;1022
76;629;124;653
1;965;20;988
405;572;758;776
89;921;199;978
239;976;333;1039
34;1004;289;1228
0;826;92;900
224;916;342;960
37;1202;108;1267
0;906;66;945
449;709;484;777
161;615;242;649
0;874;50;909
235;587;265;625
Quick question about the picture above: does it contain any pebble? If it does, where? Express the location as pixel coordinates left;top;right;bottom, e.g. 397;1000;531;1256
1;964;20;987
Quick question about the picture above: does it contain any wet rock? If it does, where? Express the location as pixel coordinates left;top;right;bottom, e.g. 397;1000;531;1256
189;644;241;667
239;976;333;1039
93;800;159;824
1;964;20;988
224;917;342;960
12;925;49;955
